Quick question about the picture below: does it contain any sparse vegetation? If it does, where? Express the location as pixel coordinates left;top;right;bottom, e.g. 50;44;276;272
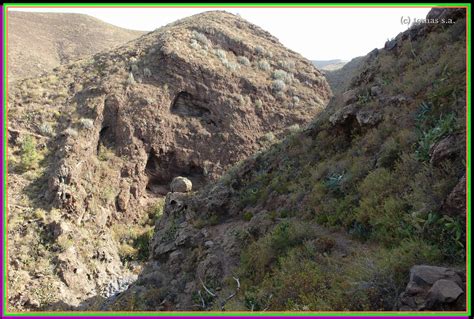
6;8;466;313
271;79;286;92
63;127;78;138
237;56;251;66
258;59;271;71
127;72;135;85
38;123;54;136
192;30;211;47
255;45;265;55
19;135;40;171
226;13;466;310
79;118;94;130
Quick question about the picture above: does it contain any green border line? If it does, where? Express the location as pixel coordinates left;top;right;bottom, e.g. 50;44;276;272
1;2;472;318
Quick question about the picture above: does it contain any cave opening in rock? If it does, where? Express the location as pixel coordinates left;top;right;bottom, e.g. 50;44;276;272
96;126;109;155
171;91;211;118
145;150;207;195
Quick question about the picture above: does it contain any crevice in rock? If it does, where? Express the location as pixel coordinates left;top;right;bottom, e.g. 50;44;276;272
171;91;210;118
145;149;207;195
97;126;109;154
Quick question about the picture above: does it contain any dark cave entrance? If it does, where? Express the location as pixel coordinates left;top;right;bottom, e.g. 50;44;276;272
145;150;207;195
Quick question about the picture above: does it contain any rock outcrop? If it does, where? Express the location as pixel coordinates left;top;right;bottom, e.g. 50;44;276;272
397;265;465;310
7;10;330;311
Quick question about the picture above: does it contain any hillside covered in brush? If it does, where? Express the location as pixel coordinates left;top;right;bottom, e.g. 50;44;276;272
7;11;145;82
103;8;467;311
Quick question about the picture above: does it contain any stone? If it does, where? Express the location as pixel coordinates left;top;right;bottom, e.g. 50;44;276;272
370;86;382;96
170;177;192;193
410;265;463;287
356;109;382;126
429;135;463;166
329;103;359;126
117;188;130;211
427;279;463;304
442;174;466;217
397;265;465;311
342;89;357;105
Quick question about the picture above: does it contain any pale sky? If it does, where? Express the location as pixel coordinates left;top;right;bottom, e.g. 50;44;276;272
10;7;433;61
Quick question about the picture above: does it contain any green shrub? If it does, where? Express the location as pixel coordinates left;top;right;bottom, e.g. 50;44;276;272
292;96;300;105
255;45;265;55
189;38;201;50
271;79;286;92
223;60;239;71
243;211;253;221
79;118;94;130
237;56;251;66
258;59;271;71
192;30;211;46
62;127;78;137
215;49;227;60
418;212;465;260
19;135;39;171
126;72;136;86
38;123;54;136
272;69;288;81
147;198;165;225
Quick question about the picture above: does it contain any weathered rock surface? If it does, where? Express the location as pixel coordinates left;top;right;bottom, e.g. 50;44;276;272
397;265;465;310
7;10;330;311
429;134;464;166
104;8;466;312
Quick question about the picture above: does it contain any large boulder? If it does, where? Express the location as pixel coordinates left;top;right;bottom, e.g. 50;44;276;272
170;177;193;193
397;265;465;310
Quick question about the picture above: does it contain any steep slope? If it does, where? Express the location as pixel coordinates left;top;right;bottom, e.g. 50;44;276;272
107;8;467;311
6;11;331;311
7;11;145;82
312;59;347;71
324;55;365;95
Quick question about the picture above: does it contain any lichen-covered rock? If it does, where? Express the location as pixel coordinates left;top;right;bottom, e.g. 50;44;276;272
170;176;192;193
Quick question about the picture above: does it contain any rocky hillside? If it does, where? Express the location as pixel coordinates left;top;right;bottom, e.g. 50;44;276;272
324;56;365;95
103;8;467;311
7;11;331;311
7;11;144;82
312;59;347;71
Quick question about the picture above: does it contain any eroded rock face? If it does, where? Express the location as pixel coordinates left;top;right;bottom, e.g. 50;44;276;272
32;10;332;222
7;11;331;310
397;265;465;310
